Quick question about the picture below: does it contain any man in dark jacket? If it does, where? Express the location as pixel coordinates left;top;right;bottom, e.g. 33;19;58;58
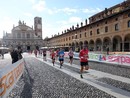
18;48;23;60
10;48;19;64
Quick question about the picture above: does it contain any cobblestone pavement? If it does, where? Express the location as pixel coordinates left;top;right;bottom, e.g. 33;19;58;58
64;58;130;79
8;57;116;98
48;58;130;94
97;77;130;92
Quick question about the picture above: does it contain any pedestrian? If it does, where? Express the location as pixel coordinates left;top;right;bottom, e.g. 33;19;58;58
1;50;4;59
18;48;23;60
10;48;19;64
31;50;33;54
50;49;56;66
58;48;65;68
68;47;74;65
106;46;109;55
40;49;42;56
34;49;38;57
43;49;47;61
79;45;89;78
56;49;59;61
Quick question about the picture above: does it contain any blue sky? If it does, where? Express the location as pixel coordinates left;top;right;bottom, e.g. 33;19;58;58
0;0;124;39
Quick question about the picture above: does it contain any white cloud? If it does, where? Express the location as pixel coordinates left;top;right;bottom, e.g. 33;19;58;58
41;16;86;39
62;8;78;15
46;8;55;15
23;13;33;17
43;27;58;38
57;20;67;25
33;0;46;12
57;17;82;25
82;8;102;14
45;7;101;15
45;7;78;15
68;17;82;24
32;1;100;15
28;0;36;4
42;16;82;38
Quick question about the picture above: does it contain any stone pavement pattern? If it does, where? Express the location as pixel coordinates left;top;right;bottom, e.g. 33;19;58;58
64;58;130;79
7;57;115;98
50;58;130;93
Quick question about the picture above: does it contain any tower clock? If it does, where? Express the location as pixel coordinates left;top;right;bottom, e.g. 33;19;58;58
34;17;42;39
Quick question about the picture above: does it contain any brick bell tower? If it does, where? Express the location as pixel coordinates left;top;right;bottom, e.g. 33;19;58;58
34;17;42;39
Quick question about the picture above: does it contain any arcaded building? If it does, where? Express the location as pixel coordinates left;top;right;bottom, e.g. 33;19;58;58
2;17;44;51
46;0;130;52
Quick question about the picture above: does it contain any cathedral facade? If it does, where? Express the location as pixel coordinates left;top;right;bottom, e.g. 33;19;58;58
2;17;44;51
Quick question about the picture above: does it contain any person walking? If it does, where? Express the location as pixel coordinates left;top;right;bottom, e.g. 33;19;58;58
43;49;47;61
10;48;19;64
58;48;65;68
1;50;4;59
18;48;23;60
50;49;56;66
106;46;109;55
79;45;89;78
55;49;59;61
68;47;74;65
34;49;38;57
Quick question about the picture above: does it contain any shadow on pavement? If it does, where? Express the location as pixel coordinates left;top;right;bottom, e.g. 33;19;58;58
20;59;34;98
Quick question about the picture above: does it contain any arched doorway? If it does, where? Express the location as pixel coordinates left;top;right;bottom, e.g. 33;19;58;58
27;46;30;51
112;35;122;51
79;41;83;51
17;46;21;49
103;37;111;51
69;43;71;47
84;40;88;47
124;34;130;51
95;38;102;51
35;46;39;50
89;40;94;51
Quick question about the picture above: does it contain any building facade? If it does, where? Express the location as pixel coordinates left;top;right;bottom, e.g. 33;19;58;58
46;0;130;52
2;17;44;51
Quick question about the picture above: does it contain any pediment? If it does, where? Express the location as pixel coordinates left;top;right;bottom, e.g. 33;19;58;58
13;27;21;30
13;25;33;31
27;28;33;30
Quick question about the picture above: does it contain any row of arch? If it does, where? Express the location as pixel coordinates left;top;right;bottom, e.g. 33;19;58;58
66;34;130;52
